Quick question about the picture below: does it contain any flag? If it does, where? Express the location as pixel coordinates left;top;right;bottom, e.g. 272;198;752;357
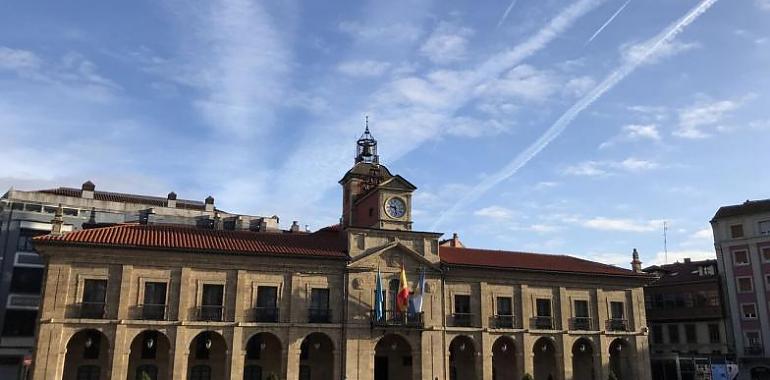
410;270;426;314
374;266;384;321
396;265;410;313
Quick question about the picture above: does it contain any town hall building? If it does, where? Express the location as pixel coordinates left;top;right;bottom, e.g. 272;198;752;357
29;128;653;380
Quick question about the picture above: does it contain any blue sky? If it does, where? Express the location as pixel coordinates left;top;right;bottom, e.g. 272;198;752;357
2;0;769;268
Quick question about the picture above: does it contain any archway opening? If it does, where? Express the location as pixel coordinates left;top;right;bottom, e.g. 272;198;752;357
449;335;476;380
374;334;412;380
533;337;557;380
608;339;631;380
571;338;593;380
492;336;516;380
128;330;171;380
244;332;282;380
62;329;110;380
187;331;227;380
299;332;334;380
751;366;770;380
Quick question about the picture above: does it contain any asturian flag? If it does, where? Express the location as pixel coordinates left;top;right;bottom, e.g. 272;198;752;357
396;265;410;313
409;270;426;314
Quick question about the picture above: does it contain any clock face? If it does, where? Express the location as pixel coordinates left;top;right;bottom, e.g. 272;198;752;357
385;197;406;218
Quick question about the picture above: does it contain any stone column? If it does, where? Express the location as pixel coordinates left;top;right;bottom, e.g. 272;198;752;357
116;265;133;319
285;330;301;380
561;336;572;380
522;334;534;378
31;322;63;380
481;332;493;380
110;325;129;380
229;327;244;380
172;327;189;380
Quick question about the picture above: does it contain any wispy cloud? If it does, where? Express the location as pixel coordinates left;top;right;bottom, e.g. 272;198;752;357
497;0;519;29
582;217;665;232
674;98;742;138
586;0;631;45
337;60;391;77
475;205;515;220
621;39;699;65
432;0;719;230
563;157;659;176
648;249;715;265
600;123;660;148
755;0;770;11
419;21;474;64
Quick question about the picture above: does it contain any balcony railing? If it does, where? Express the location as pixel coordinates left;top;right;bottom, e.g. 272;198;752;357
531;316;554;330
745;345;764;356
253;307;280;323
79;302;106;319
492;314;518;329
606;318;628;332
569;317;593;331
140;304;167;320
371;310;424;328
197;305;224;321
308;308;332;323
452;313;473;327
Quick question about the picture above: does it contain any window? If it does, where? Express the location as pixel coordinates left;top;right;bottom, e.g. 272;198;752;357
189;365;212;380
668;324;680;344
766;275;770;288
759;221;770;235
610;301;625;319
762;248;770;262
1;310;37;337
309;288;330;323
256;286;278;322
738;277;754;293
496;296;512;316
731;224;744;238
742;303;758;319
685;324;697;344
701;265;715;276
9;267;43;294
708;324;720;343
201;284;224;320
82;279;107;318
135;365;158;380
76;365;100;380
734;250;750;265
454;295;471;326
652;325;664;344
16;229;46;252
142;282;167;320
536;299;552;317
24;203;42;212
746;331;762;346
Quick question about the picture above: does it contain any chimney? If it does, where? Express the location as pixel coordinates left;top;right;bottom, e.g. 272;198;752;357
684;258;691;264
204;196;215;212
81;181;95;199
290;221;300;232
167;192;177;208
51;204;64;236
631;248;643;273
440;233;465;248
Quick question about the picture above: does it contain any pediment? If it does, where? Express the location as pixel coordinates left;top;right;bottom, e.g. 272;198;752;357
378;175;416;191
348;241;440;272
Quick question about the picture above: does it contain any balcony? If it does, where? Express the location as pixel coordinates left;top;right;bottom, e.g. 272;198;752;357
569;317;593;331
140;304;167;320
606;318;628;332
531;316;553;330
451;313;473;327
253;307;280;323
370;310;424;328
197;305;224;321
308;308;332;323
78;302;106;319
492;314;519;329
745;345;764;356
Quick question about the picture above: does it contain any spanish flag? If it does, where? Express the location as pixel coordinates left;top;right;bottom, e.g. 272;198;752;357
396;265;410;313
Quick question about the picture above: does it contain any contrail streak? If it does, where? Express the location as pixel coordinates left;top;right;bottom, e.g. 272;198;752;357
431;0;719;231
497;0;519;28
586;0;631;45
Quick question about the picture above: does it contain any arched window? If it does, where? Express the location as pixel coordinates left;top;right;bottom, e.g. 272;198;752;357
243;365;263;380
136;364;158;380
389;279;400;311
76;365;100;380
189;365;211;380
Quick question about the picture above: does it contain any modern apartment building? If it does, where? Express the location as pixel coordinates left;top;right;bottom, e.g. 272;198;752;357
711;199;770;380
643;257;731;379
0;183;278;379
29;129;654;380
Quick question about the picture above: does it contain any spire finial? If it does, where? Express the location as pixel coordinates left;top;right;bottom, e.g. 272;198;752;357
365;115;369;132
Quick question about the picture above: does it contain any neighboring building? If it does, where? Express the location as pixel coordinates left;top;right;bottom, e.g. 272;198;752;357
0;183;278;379
643;256;731;380
712;199;770;380
30;129;654;380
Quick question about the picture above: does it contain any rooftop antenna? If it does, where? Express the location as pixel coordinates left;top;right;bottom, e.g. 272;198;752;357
663;220;668;264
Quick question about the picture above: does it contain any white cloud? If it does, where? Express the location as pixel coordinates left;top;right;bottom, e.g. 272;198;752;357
582;217;665;232
563;158;659;176
562;76;596;97
445;116;509;138
530;224;561;233
474;205;515;220
675;99;741;138
600;124;661;149
563;161;608;177
339;21;422;43
480;64;559;102
419;21;474;64
0;47;42;72
621;39;699;65
619;157;658;171
337;60;391;77
756;0;770;10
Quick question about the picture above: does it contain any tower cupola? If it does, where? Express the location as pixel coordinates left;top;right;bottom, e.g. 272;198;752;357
355;116;379;164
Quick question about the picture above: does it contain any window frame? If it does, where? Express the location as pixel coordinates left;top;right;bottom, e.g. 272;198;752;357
741;303;758;320
759;220;770;235
609;301;625;319
762;247;770;263
684;324;697;344
453;294;471;314
535;298;552;317
708;323;720;344
731;224;745;238
668;324;680;344
733;250;750;266
495;296;513;316
737;276;754;293
573;299;590;318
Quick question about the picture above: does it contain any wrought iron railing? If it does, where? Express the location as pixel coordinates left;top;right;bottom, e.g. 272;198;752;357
253;307;280;322
140;304;167;320
569;317;593;331
531;316;554;330
197;305;224;321
370;310;424;328
452;313;473;327
308;308;332;323
79;302;106;319
745;345;764;356
606;318;628;332
492;314;518;329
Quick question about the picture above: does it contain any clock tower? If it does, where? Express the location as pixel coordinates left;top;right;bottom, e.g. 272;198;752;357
339;122;416;230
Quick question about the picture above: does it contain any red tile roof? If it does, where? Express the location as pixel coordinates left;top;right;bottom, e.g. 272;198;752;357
439;246;648;277
34;224;347;259
36;187;207;210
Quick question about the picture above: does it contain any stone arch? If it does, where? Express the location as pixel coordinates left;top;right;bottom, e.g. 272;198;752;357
243;332;283;380
299;332;334;380
449;335;477;380
492;336;517;380
608;338;632;380
374;333;413;380
750;366;770;380
571;338;594;380
127;330;171;380
533;337;557;380
62;329;111;380
187;331;227;380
